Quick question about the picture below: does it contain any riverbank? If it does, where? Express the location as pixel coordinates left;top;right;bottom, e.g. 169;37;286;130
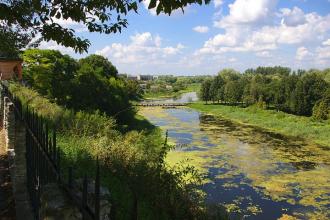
143;83;200;100
8;83;209;219
189;102;330;147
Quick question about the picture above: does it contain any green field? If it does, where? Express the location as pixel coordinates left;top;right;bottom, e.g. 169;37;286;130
189;102;330;147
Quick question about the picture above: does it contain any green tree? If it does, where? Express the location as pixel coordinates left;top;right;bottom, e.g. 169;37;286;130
200;79;212;104
78;54;118;78
0;25;37;58
23;49;77;104
292;73;328;116
212;75;225;103
224;81;242;104
312;89;330;120
1;0;210;53
124;79;143;100
70;64;132;122
218;69;240;82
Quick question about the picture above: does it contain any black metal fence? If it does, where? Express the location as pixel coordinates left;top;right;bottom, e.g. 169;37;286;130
1;82;101;220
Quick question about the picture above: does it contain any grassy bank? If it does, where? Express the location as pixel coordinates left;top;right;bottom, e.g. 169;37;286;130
189;102;330;147
143;83;200;100
8;83;210;220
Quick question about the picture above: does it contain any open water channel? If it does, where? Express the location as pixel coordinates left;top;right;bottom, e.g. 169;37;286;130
139;92;330;220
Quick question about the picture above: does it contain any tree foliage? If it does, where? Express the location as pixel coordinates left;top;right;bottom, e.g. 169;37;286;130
78;54;118;78
200;67;330;118
313;89;330;120
0;0;210;53
23;49;134;122
0;24;37;58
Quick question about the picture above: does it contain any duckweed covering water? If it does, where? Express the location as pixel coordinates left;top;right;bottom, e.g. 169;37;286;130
139;107;330;220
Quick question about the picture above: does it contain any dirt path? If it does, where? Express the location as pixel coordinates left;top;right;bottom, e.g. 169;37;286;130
0;128;16;219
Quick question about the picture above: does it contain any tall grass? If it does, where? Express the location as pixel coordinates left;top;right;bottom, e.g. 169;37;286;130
189;102;330;147
9;83;213;220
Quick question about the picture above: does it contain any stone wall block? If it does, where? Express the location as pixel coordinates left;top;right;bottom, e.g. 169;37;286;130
40;183;82;220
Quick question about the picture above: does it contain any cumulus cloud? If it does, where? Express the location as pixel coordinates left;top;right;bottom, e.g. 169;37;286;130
198;6;330;56
295;47;312;61
214;0;278;28
38;40;77;55
193;26;209;33
280;7;306;26
49;12;90;32
256;51;272;58
322;39;330;46
96;32;184;64
316;46;330;60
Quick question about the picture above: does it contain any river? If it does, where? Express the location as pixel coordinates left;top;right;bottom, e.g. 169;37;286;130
139;92;330;220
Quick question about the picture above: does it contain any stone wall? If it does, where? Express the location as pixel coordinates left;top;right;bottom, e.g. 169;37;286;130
2;95;34;219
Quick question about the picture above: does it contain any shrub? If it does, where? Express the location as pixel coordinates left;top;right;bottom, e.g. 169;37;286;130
313;100;329;120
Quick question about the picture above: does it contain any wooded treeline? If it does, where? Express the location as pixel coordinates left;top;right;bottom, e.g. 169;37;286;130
200;67;330;120
23;49;142;123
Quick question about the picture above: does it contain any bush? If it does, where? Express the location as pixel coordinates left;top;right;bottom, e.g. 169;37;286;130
9;82;212;220
313;100;329;120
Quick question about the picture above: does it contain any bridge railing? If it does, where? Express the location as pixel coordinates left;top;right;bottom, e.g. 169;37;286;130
0;82;101;220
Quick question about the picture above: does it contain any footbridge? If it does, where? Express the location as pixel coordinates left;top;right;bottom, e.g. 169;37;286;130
134;103;188;107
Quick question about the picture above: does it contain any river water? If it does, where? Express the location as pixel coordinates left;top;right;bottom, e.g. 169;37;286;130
139;92;330;220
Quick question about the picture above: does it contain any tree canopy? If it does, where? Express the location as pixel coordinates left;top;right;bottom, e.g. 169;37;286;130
200;67;330;119
0;0;210;54
22;49;140;122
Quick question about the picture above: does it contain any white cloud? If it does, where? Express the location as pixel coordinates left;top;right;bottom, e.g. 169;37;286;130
198;7;330;56
280;7;306;26
316;46;330;60
38;40;77;55
96;32;184;64
322;39;330;46
214;0;224;8
295;47;312;60
50;14;88;33
193;26;209;33
215;0;278;28
203;28;242;48
254;12;330;44
256;51;272;58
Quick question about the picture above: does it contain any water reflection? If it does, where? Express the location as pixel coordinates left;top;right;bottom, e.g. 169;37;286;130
139;105;330;220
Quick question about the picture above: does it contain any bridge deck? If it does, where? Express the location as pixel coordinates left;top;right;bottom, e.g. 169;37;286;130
135;103;188;107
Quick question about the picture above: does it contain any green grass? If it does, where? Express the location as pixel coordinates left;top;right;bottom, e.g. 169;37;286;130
143;83;200;100
8;82;210;219
189;102;330;147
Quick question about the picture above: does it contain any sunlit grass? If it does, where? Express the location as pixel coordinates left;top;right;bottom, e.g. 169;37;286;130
189;102;330;147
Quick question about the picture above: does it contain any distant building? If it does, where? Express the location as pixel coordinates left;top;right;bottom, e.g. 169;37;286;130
0;58;23;80
137;75;154;81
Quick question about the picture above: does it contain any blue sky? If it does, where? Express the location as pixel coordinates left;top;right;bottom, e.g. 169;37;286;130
40;0;330;75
